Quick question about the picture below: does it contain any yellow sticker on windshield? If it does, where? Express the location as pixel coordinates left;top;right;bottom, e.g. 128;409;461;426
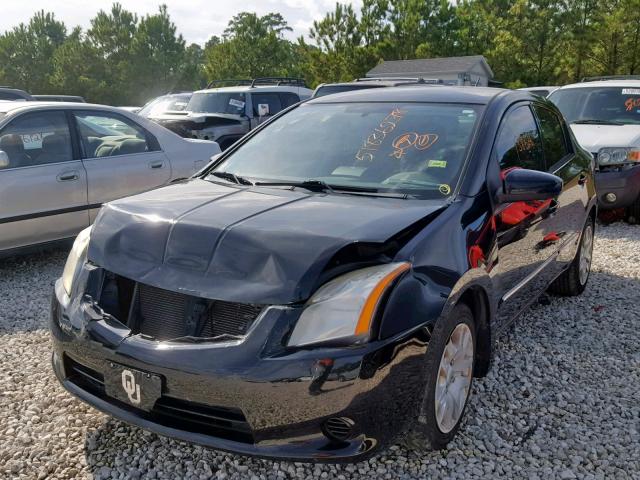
428;160;447;168
439;184;451;195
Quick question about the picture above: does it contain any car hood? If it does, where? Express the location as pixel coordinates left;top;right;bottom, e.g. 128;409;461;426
88;179;446;305
570;124;640;152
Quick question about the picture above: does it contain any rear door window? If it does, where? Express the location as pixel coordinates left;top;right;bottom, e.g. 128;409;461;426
0;111;72;168
74;112;156;159
252;93;282;116
279;92;300;109
533;105;570;168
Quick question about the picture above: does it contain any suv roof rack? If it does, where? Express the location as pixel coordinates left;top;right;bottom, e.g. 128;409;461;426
581;75;640;82
206;79;254;88
206;77;307;89
250;77;307;87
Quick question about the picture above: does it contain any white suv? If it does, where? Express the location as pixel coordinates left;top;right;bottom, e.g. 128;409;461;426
153;78;313;151
549;79;640;221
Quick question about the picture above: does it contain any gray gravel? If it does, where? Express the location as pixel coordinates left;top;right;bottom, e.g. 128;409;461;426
1;223;639;480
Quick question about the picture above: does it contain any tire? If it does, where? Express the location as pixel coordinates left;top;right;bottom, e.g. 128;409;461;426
624;196;640;224
548;217;594;296
402;303;476;451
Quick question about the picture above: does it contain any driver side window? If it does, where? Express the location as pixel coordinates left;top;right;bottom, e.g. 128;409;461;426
0;111;72;169
495;105;545;172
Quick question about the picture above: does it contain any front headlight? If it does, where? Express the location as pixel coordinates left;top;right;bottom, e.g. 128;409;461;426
287;262;411;347
61;226;92;296
598;147;640;166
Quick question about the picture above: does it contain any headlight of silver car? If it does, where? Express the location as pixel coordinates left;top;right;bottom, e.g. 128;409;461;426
61;226;92;296
597;147;640;166
287;262;411;347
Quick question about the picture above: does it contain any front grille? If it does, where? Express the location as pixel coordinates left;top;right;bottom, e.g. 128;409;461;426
98;272;264;341
63;355;254;443
137;284;192;340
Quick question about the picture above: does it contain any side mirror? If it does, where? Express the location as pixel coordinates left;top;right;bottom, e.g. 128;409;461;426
0;150;9;169
497;168;562;203
258;103;270;117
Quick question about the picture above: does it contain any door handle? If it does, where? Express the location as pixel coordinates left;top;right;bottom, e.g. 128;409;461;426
149;161;164;169
578;173;587;186
57;171;79;182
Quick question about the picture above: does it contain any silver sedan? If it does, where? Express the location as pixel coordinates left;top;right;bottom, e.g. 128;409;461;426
0;101;221;255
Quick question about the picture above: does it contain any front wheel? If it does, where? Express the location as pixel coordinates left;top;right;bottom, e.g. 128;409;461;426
548;218;594;296
403;303;476;451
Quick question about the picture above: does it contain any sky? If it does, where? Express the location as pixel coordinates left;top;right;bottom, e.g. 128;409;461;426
0;0;362;45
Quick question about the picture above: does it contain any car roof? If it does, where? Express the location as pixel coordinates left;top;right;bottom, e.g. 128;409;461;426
518;86;558;91
193;85;306;94
307;85;512;105
554;80;640;90
0;101;127;114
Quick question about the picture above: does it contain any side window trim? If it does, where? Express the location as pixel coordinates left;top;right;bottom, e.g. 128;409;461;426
72;109;161;160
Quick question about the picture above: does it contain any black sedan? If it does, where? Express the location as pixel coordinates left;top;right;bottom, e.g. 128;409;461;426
50;86;597;462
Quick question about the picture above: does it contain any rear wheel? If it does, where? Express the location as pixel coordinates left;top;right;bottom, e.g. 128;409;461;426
402;303;475;451
548;218;594;296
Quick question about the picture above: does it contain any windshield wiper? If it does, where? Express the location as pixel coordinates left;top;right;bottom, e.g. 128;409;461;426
254;180;413;198
254;179;335;193
209;171;253;185
572;119;625;126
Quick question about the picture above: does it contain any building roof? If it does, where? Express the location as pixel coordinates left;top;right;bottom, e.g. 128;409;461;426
367;55;494;79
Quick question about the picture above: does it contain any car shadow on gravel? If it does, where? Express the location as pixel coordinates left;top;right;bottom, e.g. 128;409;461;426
0;246;69;335
80;267;640;479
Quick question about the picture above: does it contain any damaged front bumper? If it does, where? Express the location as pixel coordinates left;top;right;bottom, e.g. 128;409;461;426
50;275;430;462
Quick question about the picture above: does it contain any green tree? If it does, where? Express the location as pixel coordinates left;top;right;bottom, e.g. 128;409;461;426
130;5;187;103
0;11;66;93
50;27;107;101
204;12;296;81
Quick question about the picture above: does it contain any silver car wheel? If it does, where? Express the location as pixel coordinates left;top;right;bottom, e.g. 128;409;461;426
434;323;474;434
579;223;594;286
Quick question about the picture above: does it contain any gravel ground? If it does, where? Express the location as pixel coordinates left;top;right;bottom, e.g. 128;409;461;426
1;223;639;480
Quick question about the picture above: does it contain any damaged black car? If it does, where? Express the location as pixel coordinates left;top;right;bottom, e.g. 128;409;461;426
51;86;597;462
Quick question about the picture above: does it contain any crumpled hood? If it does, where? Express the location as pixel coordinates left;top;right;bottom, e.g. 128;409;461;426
570;124;640;152
88;179;446;305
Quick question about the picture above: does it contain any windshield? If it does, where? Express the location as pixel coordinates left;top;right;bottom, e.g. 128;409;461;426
549;86;640;124
139;94;191;117
314;84;384;98
187;92;246;115
211;102;481;198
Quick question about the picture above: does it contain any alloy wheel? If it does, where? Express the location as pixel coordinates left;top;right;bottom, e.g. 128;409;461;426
579;223;594;286
434;323;474;434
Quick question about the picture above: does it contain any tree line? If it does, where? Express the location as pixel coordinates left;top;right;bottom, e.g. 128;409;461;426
1;0;639;105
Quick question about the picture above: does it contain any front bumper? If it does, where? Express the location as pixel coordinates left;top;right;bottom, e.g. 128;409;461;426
50;281;430;462
595;165;640;209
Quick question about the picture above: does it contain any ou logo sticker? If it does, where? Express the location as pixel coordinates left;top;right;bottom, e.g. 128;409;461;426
121;369;141;405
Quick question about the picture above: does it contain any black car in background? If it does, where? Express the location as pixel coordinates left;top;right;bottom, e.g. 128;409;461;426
51;86;596;462
0;87;34;101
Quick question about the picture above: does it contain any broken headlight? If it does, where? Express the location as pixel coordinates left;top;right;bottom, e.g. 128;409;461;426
287;262;411;347
61;226;92;297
